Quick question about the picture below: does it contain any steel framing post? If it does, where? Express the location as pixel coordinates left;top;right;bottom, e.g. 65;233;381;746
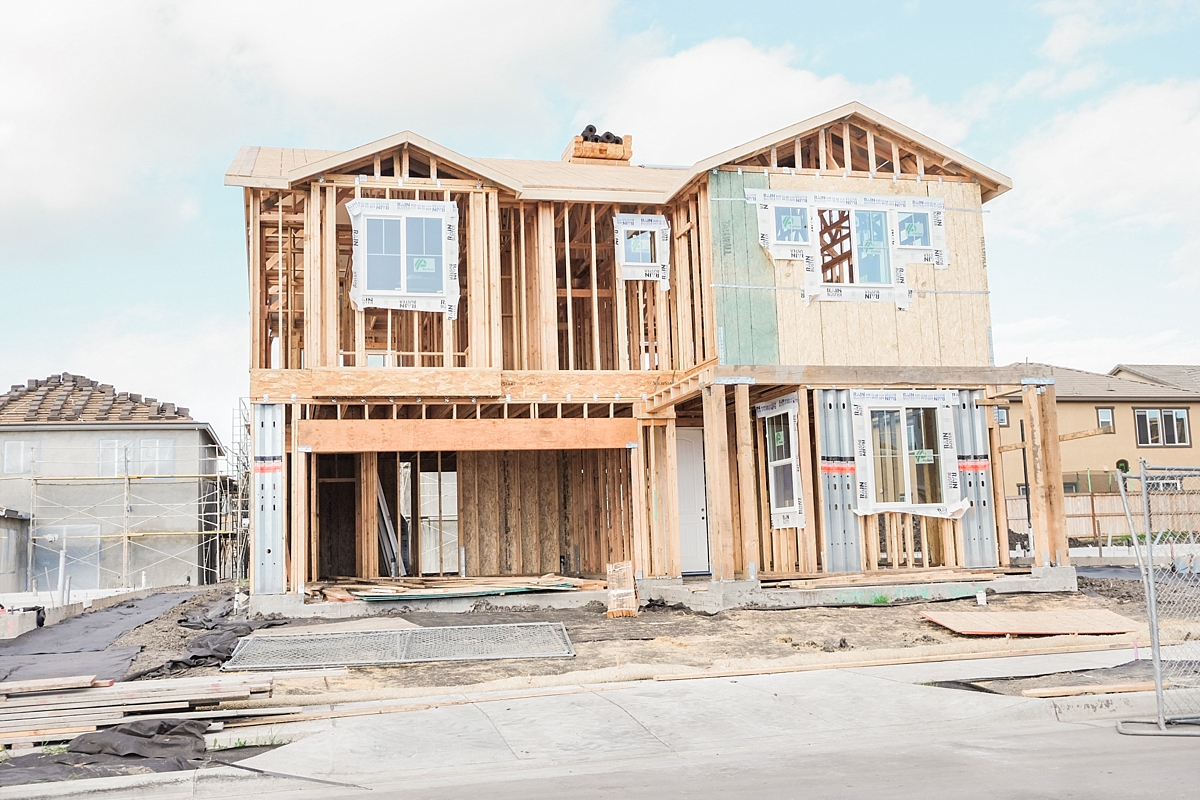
1139;460;1167;730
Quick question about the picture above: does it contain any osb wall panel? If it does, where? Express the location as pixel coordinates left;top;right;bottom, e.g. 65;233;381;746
458;449;634;576
765;173;990;368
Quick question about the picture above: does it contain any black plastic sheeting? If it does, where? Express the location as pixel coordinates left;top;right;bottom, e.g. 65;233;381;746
128;594;283;679
0;719;207;787
0;647;140;683
0;592;194;655
0;592;194;682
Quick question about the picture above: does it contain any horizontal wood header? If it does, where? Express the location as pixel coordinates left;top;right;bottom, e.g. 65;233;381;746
296;418;641;453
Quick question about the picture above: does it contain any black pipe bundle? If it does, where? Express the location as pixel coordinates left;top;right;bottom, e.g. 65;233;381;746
579;125;623;145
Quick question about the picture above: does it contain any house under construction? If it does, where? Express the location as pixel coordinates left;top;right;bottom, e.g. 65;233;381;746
226;101;1075;601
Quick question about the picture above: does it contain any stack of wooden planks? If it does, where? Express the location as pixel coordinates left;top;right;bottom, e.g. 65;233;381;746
761;568;1014;589
310;573;606;602
0;673;296;746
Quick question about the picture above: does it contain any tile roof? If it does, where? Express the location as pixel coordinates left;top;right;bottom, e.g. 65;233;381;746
0;373;192;425
1003;363;1200;402
1109;364;1200;393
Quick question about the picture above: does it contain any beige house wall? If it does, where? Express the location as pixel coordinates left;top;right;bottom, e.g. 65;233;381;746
997;399;1200;496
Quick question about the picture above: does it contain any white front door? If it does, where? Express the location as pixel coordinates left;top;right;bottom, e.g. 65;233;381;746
676;428;710;574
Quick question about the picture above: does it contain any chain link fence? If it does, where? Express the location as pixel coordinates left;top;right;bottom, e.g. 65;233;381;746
1117;462;1200;736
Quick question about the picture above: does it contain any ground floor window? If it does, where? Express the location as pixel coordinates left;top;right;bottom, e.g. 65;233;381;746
851;389;967;518
756;394;805;529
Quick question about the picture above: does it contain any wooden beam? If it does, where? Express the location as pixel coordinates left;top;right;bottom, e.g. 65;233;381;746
487;191;504;369
1024;383;1068;566
357;452;379;578
1058;426;1117;443
734;384;759;579
795;388;819;573
664;419;682;577
986;391;1011;567
536;202;559;369
298;418;640;453
702;385;736;581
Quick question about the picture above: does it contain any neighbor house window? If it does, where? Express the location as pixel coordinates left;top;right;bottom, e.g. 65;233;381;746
98;439;133;477
1096;407;1114;431
139;438;176;476
1135;408;1190;447
756;394;805;529
995;407;1009;427
2;440;40;474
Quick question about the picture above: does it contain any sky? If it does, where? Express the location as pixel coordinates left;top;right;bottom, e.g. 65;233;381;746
2;0;1199;446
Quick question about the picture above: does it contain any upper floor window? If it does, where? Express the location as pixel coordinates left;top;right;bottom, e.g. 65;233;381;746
2;440;40;474
1096;407;1114;431
98;439;133;477
896;211;931;248
773;206;809;244
995;407;1009;427
347;198;460;318
613;214;670;285
139;438;176;476
1136;408;1189;447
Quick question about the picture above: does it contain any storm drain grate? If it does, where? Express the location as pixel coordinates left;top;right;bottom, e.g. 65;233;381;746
222;622;575;670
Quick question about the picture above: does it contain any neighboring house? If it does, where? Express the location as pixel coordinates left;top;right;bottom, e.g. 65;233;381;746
1110;364;1200;394
996;364;1200;497
0;373;224;591
228;100;1082;600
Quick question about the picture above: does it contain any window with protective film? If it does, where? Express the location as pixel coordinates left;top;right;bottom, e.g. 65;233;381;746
347;198;460;317
852;389;967;518
755;394;805;529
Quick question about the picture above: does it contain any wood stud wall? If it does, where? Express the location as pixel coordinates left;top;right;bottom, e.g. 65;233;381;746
246;126;1024;590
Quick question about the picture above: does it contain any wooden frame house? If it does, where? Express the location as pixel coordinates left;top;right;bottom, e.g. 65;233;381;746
227;102;1071;597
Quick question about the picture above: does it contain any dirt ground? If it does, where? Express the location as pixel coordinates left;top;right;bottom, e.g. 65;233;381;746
106;577;1161;694
110;585;230;677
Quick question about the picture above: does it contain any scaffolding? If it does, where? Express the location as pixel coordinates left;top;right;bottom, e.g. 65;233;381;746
3;408;251;593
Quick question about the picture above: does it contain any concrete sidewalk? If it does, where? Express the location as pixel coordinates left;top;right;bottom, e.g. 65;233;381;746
7;646;1196;799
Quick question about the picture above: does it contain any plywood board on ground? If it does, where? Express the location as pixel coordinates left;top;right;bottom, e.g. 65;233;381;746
920;609;1140;636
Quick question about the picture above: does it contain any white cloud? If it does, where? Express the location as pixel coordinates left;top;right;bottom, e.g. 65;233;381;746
992;80;1200;248
577;38;978;166
0;307;247;446
994;317;1200;373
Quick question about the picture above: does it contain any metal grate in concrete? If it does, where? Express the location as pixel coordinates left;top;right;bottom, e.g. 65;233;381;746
222;622;575;670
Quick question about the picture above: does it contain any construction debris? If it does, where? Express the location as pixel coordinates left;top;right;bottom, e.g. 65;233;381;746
0;672;295;746
606;561;638;618
921;609;1140;636
309;574;604;603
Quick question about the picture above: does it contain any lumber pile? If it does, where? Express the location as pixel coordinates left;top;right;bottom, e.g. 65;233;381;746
761;568;1011;589
310;573;606;602
0;673;286;746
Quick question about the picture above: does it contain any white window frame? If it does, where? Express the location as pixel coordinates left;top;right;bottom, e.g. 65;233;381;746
347;198;460;317
98;439;134;477
613;213;671;286
1096;407;1114;431
995;407;1009;427
1135;408;1190;447
755;394;805;529
138;438;176;476
850;390;968;519
3;440;40;475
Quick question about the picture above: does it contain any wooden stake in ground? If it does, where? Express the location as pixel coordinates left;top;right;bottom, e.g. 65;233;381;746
607;560;638;618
